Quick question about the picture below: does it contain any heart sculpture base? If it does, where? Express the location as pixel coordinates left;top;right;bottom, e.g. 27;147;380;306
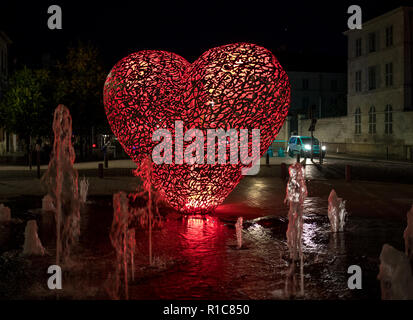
104;43;290;214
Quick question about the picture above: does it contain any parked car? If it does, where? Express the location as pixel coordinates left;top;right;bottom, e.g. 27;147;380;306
287;135;326;158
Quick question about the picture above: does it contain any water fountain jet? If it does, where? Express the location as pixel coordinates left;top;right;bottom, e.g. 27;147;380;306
378;243;413;299
41;104;80;265
328;189;347;232
109;191;132;299
79;177;89;204
235;217;243;249
284;162;307;297
41;195;55;212
22;220;45;256
132;155;163;265
0;204;11;222
404;204;413;260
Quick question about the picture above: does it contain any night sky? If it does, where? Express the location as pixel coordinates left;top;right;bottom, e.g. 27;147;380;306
1;0;412;72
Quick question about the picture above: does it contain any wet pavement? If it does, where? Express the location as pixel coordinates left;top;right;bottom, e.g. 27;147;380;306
0;156;412;300
0;187;408;300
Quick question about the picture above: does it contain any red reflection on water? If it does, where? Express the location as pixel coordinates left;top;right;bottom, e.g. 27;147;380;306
182;215;218;244
178;215;228;289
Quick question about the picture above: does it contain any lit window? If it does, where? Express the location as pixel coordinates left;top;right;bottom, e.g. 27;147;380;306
368;106;376;134
368;66;376;90
385;105;393;134
355;70;362;92
355;108;361;134
385;63;393;87
368;33;376;53
386;26;393;47
355;38;362;57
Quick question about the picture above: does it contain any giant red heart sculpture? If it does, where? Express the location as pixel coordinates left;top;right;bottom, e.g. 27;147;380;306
104;43;290;214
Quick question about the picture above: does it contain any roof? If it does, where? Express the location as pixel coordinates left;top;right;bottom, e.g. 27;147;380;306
343;6;413;35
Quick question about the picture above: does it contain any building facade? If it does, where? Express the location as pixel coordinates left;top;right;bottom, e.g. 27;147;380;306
344;6;413;158
287;71;347;134
293;7;413;160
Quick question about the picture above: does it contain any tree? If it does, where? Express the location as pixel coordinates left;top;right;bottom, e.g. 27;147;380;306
55;42;108;159
0;67;53;164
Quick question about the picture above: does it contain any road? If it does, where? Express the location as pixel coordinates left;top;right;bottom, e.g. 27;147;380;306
0;154;413;184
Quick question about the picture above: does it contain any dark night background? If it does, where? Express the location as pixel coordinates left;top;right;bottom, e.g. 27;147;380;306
1;0;412;72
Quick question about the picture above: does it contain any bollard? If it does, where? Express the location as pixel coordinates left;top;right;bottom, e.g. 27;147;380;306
296;153;300;163
266;152;270;166
345;164;351;182
281;162;287;180
104;154;108;168
98;163;104;179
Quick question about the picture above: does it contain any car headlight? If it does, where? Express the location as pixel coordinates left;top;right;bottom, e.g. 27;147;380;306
304;144;311;150
322;146;326;151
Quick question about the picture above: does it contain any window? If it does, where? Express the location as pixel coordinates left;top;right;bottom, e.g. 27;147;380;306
355;38;362;57
386;26;393;47
385;63;393;87
301;137;320;145
355;70;362;92
302;97;309;110
331;79;338;91
302;79;309;90
355;108;361;134
368;66;377;90
368;106;376;134
385;104;393;134
368;33;376;53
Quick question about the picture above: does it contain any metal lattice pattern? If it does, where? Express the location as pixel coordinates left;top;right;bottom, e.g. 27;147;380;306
104;43;290;214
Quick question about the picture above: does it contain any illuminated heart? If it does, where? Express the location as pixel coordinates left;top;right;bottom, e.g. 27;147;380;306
104;43;290;214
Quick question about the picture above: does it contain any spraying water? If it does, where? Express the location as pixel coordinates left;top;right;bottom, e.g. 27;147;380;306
79;177;89;204
327;189;347;232
132;155;163;265
378;244;413;299
404;205;413;260
22;220;45;256
235;217;243;249
41;195;55;212
284;162;307;297
127;228;136;281
107;156;163;299
41;105;80;265
109;191;133;299
0;204;11;222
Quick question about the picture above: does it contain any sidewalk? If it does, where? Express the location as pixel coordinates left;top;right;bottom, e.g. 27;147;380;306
0;157;296;171
0;159;137;171
326;152;413;166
